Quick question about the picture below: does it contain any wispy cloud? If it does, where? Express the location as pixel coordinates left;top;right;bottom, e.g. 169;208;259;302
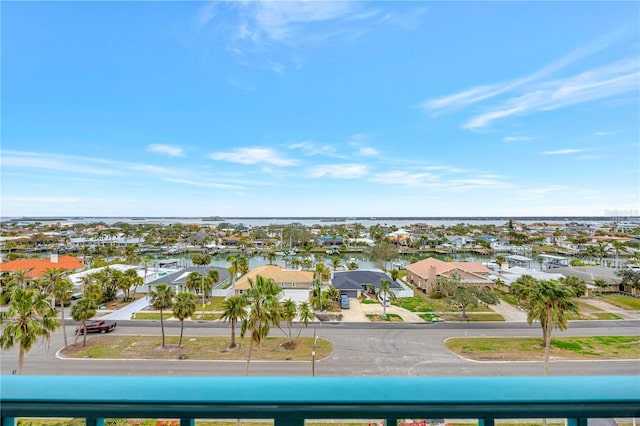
421;29;638;130
309;163;368;179
422;29;622;116
288;141;339;157
464;58;639;129
209;147;297;166
348;134;379;157
0;151;122;176
541;148;587;155
195;2;217;32
163;178;243;190
371;171;435;187
503;136;535;142
147;144;185;157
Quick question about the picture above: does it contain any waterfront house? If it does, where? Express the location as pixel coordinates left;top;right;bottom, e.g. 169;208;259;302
405;257;493;295
331;269;404;298
0;254;84;279
234;265;314;295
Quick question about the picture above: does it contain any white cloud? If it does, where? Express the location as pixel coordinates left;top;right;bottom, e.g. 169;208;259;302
309;164;368;179
195;2;217;31
503;136;535;142
421;29;622;116
371;171;434;187
163;178;243;190
541;148;587;155
252;1;359;41
147;144;185;157
463;58;639;130
288;141;338;157
209;147;297;166
0;151;121;176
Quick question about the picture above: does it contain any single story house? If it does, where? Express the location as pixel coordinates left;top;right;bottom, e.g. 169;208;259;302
234;265;314;295
146;266;231;296
0;254;84;279
331;269;403;298
405;257;493;295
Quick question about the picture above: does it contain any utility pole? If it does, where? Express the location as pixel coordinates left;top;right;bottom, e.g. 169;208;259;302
312;327;317;377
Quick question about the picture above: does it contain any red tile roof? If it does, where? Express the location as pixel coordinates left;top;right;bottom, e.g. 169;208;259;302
0;256;85;278
405;257;489;278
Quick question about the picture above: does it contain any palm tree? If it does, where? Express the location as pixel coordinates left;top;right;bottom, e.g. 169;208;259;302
51;275;75;348
611;240;625;268
295;302;314;341
240;275;282;375
173;292;197;348
1;289;60;373
331;256;341;271
526;279;578;375
9;270;30;290
221;295;248;349
71;298;97;347
559;276;587;297
149;284;175;348
40;267;68;294
376;279;396;319
495;255;506;269
264;251;277;265
279;298;298;346
593;278;609;293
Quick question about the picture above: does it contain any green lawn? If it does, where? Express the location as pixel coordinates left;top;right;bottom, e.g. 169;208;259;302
439;313;505;322
446;336;640;360
366;313;403;322
132;312;171;320
601;295;640;310
392;296;492;313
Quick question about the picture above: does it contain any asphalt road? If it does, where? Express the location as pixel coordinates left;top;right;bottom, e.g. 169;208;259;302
2;320;639;377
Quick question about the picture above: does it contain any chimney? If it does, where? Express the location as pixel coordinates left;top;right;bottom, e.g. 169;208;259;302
50;253;59;264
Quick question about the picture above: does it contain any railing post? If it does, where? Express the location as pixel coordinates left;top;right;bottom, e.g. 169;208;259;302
479;418;495;426
180;419;195;426
567;418;588;426
86;418;105;426
274;415;305;426
2;417;16;426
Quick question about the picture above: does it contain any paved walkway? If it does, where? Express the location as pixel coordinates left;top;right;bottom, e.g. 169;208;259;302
99;296;150;320
581;297;640;320
490;300;528;322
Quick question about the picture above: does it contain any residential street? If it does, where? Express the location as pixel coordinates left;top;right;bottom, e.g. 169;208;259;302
2;320;638;377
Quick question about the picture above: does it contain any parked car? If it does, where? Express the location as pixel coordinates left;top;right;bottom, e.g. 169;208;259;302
340;295;350;309
69;292;83;300
75;320;117;334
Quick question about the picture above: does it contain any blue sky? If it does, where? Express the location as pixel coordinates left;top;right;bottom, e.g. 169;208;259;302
2;1;639;218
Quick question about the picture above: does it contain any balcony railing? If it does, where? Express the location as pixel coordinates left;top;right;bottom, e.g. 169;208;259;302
2;376;639;426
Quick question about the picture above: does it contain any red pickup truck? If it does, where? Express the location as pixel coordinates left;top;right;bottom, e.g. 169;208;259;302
76;320;117;334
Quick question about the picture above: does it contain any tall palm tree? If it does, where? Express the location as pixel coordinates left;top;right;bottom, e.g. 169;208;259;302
173;292;197;348
221;295;248;349
526;279;578;375
9;270;31;290
150;284;175;348
331;256;341;271
559;276;586;297
376;279;396;319
611;240;625;268
295;302;314;341
71;298;97;347
593;278;609;293
240;275;282;375
279;298;298;345
40;267;68;294
1;289;60;374
51;276;75;348
264;251;277;265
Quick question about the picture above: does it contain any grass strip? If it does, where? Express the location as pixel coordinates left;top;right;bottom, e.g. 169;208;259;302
60;335;332;361
446;336;640;361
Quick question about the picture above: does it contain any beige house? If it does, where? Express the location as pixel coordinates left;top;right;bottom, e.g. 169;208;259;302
405;257;494;295
234;265;314;295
